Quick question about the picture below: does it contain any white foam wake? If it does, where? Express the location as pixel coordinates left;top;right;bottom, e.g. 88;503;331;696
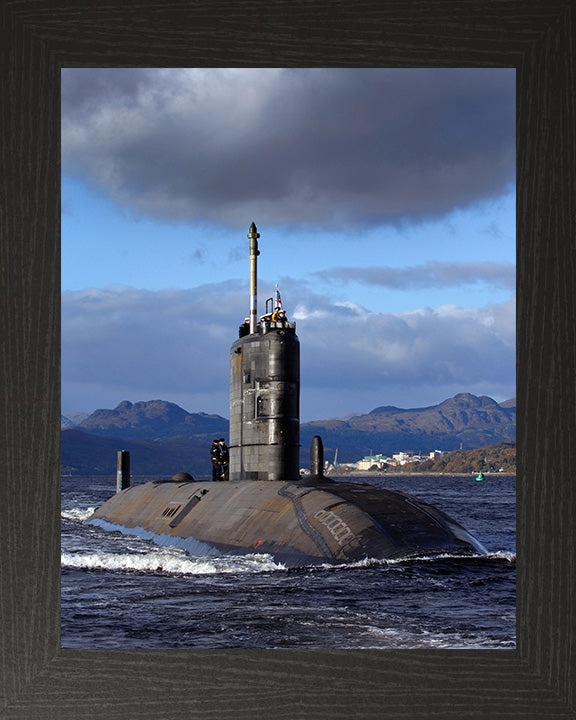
61;547;285;576
485;550;516;562
61;507;96;522
315;550;516;571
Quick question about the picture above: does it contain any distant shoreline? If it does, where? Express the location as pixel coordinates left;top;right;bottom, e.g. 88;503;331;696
63;471;516;480
334;470;516;478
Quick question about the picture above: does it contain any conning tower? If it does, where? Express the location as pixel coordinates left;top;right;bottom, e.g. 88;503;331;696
90;221;488;565
229;223;300;481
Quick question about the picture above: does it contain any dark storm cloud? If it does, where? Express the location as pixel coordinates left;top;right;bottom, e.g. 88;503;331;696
318;261;516;291
62;283;515;419
61;68;515;228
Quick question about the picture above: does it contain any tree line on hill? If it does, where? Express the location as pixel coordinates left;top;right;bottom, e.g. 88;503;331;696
355;441;516;474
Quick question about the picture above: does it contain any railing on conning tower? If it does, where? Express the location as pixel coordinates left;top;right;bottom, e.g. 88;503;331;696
238;312;296;338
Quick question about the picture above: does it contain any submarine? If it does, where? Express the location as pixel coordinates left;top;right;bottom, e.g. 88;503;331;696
89;223;487;567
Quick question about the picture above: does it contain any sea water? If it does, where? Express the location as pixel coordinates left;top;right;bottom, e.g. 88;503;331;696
61;474;515;649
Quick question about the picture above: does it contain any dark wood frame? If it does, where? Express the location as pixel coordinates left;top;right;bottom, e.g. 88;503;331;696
1;1;574;717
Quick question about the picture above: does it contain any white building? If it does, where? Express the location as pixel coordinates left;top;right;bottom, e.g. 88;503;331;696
392;451;415;465
356;453;389;470
429;450;445;459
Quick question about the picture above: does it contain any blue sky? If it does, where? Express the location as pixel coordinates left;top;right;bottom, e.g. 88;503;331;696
62;68;515;422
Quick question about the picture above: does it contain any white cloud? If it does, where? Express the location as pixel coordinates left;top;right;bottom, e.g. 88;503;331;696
62;285;515;420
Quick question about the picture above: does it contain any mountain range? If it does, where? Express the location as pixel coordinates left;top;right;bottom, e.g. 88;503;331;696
61;394;515;476
70;399;228;440
301;393;516;461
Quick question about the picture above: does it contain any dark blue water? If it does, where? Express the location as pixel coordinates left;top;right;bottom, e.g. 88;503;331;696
61;474;515;649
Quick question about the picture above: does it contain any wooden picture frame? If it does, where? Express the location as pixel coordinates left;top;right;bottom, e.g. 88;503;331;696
1;1;574;717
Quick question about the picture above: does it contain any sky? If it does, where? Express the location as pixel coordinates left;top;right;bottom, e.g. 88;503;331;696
61;68;515;423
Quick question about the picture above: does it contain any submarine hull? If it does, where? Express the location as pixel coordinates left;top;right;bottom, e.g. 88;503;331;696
89;226;487;567
89;479;486;567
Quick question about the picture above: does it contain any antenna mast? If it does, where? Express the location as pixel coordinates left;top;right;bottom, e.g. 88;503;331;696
247;222;260;334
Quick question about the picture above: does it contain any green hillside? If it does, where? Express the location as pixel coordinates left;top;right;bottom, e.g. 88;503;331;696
397;441;516;474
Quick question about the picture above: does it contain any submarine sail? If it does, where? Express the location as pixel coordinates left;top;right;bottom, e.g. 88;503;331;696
89;223;487;566
229;222;300;482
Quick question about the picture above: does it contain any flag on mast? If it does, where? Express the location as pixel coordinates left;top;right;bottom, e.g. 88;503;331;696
275;283;282;309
